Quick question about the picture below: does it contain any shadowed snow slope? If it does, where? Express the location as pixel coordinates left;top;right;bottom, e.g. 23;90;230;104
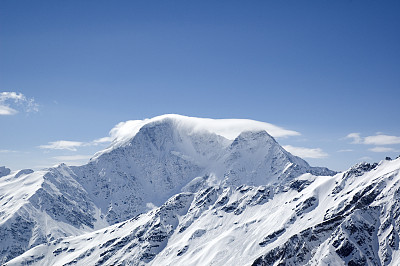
1;115;335;264
6;158;400;266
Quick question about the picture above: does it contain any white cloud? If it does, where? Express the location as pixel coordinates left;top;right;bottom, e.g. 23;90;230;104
283;145;328;159
364;135;400;145
0;105;18;115
369;147;396;153
0;92;25;101
39;136;111;152
39;141;86;151
337;149;354;152
0;149;17;153
345;133;400;146
39;137;112;151
0;91;39;115
92;137;113;144
107;114;300;144
345;133;362;144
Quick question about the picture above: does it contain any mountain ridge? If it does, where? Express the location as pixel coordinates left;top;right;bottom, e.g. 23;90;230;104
0;115;362;265
5;157;399;266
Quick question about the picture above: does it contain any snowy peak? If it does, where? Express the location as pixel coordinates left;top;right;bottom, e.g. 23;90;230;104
91;114;300;159
88;115;334;210
230;130;276;149
90;117;333;193
88;115;329;190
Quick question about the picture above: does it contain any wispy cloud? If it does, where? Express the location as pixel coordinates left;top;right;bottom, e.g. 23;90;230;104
337;149;354;153
369;147;396;153
345;133;400;146
0;149;18;153
39;141;86;151
364;135;400;145
39;136;112;151
0;105;18;115
345;133;362;144
106;115;301;145
283;145;328;159
0;92;39;115
92;137;113;144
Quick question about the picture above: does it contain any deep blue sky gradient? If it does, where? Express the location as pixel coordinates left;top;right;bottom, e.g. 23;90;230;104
1;0;399;170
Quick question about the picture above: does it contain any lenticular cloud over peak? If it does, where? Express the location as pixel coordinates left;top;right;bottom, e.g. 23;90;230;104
106;114;300;144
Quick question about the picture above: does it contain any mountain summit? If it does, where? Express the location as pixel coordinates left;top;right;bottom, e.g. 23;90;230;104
76;116;334;224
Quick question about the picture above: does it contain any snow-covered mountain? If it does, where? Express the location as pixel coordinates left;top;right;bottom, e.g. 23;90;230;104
72;117;332;225
4;114;399;265
6;158;400;266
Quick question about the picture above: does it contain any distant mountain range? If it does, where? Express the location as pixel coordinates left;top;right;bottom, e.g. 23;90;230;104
1;115;399;265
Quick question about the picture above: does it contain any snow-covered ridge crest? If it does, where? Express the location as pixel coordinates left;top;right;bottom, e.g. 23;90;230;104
93;114;300;159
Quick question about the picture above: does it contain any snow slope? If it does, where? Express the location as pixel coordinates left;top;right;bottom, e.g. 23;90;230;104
7;157;400;265
0;167;108;264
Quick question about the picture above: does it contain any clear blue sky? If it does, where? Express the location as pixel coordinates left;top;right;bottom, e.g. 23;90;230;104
1;0;399;171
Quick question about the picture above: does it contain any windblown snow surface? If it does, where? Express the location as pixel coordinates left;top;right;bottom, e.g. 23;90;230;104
2;115;399;265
